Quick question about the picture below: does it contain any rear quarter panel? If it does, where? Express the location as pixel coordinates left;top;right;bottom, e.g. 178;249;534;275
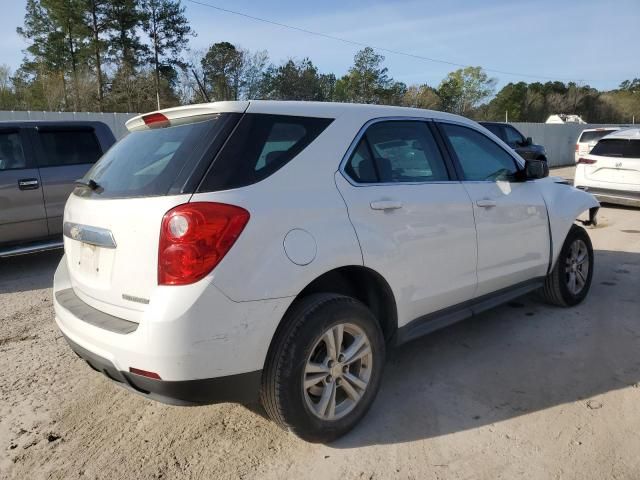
191;114;369;302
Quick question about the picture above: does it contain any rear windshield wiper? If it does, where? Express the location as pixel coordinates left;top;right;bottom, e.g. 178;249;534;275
74;179;102;191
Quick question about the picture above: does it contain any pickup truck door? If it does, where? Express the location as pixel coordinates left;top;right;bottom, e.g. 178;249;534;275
0;127;48;245
437;121;550;296
32;126;104;236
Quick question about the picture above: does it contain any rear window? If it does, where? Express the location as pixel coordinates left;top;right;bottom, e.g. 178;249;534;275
578;130;617;144
590;139;640;158
76;116;231;199
198;114;333;192
39;129;102;167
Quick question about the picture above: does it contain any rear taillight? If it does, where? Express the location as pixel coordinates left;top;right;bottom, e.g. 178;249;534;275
575;144;579;152
577;158;597;165
158;202;250;285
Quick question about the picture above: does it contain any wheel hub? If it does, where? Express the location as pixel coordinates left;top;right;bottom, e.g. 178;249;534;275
330;362;345;378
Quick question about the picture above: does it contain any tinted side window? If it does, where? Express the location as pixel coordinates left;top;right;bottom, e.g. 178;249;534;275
0;132;26;171
482;123;505;140
504;126;524;148
441;123;519;181
344;139;378;183
38;129;102;167
345;121;449;183
199;114;333;191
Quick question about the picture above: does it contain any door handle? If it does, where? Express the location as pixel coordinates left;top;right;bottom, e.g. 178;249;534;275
18;178;39;190
370;200;403;211
476;199;497;208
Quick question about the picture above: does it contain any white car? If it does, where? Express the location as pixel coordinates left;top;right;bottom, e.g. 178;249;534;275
575;127;621;163
574;128;640;207
53;101;599;442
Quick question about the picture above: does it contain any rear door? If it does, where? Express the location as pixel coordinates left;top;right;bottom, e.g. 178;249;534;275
336;119;477;323
0;127;48;245
32;126;104;235
437;121;549;296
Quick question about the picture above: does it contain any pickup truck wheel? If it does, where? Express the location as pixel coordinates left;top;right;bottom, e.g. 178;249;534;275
540;224;594;306
260;293;385;443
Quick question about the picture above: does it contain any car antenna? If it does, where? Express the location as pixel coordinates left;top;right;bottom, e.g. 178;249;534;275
191;69;210;103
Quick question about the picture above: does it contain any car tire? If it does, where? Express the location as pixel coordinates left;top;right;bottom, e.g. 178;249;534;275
260;293;385;443
539;224;594;307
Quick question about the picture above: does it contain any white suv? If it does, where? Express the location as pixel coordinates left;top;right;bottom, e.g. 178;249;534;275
575;127;621;163
54;101;599;442
574;128;640;207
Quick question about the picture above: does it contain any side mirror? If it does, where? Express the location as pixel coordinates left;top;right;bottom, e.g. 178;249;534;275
524;158;549;180
524;137;533;146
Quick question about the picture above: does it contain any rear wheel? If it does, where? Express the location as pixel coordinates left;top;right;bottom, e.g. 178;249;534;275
539;224;594;306
260;294;385;443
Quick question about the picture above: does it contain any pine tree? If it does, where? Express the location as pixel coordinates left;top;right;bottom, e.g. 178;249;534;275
84;0;109;110
42;0;90;110
140;0;192;109
17;0;72;108
106;0;145;68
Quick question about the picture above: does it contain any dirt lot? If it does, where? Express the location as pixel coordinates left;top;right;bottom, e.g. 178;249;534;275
2;200;640;479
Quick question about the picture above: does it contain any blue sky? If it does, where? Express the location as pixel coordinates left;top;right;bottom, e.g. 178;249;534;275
1;0;638;90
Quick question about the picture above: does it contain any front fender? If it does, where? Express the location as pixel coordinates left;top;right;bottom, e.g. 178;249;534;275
537;177;599;269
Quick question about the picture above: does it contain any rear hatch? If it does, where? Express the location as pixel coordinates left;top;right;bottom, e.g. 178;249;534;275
62;103;247;321
583;138;640;185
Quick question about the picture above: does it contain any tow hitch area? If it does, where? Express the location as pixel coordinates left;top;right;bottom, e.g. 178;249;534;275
579;207;599;227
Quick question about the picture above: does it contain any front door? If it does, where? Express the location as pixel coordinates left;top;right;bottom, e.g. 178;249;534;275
336;120;477;326
437;121;550;297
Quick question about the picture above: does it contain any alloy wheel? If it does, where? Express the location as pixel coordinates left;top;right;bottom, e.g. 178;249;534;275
303;323;373;421
565;238;590;295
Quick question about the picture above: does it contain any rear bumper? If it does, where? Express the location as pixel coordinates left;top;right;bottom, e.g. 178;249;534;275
53;254;292;404
63;333;261;405
575;186;640;207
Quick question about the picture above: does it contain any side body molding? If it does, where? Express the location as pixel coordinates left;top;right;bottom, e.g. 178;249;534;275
536;177;600;269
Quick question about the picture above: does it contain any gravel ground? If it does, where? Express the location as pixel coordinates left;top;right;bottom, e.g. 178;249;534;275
2;195;640;479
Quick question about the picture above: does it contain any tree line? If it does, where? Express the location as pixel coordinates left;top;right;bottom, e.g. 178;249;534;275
1;0;638;123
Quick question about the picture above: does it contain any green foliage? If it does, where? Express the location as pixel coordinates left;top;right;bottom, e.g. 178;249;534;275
438;66;496;116
7;3;640;121
106;0;146;67
262;58;335;101
401;84;441;110
201;41;245;101
334;47;406;104
141;0;193;107
484;80;631;123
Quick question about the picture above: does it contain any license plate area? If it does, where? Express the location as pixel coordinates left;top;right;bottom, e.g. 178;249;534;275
69;240;115;289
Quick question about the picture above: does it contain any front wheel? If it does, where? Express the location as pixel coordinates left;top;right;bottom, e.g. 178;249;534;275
539;224;594;306
260;294;385;443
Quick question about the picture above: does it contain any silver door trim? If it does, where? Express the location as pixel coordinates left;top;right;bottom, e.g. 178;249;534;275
63;222;117;248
